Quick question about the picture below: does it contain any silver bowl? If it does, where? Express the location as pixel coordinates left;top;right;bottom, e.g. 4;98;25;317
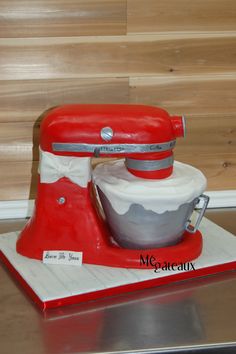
97;187;202;249
93;160;209;250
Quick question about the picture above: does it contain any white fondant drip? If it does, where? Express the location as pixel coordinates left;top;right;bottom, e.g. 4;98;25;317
92;160;207;215
39;147;91;188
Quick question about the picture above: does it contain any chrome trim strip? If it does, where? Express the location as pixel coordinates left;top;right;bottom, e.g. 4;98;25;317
52;140;176;154
125;156;174;171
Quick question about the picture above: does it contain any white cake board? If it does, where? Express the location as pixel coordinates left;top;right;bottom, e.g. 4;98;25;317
0;217;236;310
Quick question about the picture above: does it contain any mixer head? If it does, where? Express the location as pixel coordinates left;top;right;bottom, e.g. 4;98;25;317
40;104;185;179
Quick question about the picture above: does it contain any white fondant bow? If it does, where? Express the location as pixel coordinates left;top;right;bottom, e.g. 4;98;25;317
39;148;91;188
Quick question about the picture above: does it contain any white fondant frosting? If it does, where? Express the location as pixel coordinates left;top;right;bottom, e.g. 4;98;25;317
39;147;91;188
92;159;207;215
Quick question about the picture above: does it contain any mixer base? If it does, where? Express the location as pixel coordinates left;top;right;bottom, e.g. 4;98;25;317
83;229;203;269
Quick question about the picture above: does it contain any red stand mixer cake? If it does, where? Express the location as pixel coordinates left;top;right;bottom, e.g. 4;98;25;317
16;104;209;268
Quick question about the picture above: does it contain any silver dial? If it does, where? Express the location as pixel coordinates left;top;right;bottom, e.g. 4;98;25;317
100;127;113;141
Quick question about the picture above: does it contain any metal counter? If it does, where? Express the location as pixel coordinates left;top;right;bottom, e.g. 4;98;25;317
0;209;236;354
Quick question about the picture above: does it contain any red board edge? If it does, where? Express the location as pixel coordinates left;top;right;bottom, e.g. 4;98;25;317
0;250;46;310
1;249;236;311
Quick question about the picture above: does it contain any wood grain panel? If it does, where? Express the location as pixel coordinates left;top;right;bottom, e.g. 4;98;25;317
129;74;236;116
0;0;127;37
0;113;235;162
0;122;38;162
0;161;38;200
175;154;236;191
128;0;236;33
0;35;236;80
0;154;235;200
175;115;235;156
0;78;129;122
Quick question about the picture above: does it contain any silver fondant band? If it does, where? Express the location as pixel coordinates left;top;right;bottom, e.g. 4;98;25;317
125;156;174;171
182;115;186;138
52;140;176;155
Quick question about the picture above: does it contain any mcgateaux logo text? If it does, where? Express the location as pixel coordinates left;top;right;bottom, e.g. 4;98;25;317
140;255;196;273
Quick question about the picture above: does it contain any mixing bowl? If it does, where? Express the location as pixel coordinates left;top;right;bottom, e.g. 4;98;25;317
93;160;208;249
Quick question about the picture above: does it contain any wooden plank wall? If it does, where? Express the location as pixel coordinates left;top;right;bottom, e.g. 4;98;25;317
0;0;235;200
